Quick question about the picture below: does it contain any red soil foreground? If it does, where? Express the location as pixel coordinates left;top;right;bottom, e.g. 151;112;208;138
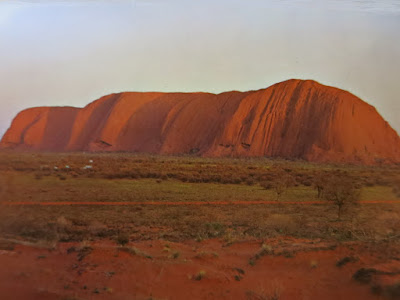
2;200;400;206
0;237;390;300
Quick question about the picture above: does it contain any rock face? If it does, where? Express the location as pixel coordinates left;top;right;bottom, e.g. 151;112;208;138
1;79;399;164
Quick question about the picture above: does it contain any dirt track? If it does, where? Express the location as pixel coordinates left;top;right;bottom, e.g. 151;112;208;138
1;200;399;206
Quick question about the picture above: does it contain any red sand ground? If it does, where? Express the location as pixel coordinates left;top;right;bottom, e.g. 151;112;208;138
0;237;388;300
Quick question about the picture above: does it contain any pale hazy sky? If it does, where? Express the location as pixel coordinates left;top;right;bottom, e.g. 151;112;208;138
0;0;399;138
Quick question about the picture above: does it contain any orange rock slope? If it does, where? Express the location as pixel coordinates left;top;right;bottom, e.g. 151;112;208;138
1;79;399;164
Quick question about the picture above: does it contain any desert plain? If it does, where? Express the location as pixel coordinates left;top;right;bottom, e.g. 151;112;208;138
0;152;399;300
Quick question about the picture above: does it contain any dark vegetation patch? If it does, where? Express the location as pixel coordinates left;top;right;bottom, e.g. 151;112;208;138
336;256;359;267
77;245;93;261
1;152;398;189
353;268;379;284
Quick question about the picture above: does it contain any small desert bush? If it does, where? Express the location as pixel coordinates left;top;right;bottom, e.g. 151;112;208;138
115;233;129;245
58;174;67;181
392;181;400;198
194;270;206;281
261;181;274;190
203;222;226;238
171;251;180;259
268;166;295;200
322;173;360;219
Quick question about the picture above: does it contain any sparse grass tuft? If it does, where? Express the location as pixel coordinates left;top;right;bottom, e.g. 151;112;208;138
195;251;219;259
118;246;152;259
194;270;206;281
310;260;318;268
249;243;274;266
76;241;93;261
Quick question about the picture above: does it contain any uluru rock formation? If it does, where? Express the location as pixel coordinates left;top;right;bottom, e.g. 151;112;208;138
1;79;399;164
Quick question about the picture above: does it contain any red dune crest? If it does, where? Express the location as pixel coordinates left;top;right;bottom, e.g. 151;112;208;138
1;79;399;164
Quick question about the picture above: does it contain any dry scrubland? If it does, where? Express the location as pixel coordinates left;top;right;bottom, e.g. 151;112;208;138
0;152;399;243
0;152;400;299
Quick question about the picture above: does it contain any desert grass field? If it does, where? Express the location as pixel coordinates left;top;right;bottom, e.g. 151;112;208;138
0;152;399;300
